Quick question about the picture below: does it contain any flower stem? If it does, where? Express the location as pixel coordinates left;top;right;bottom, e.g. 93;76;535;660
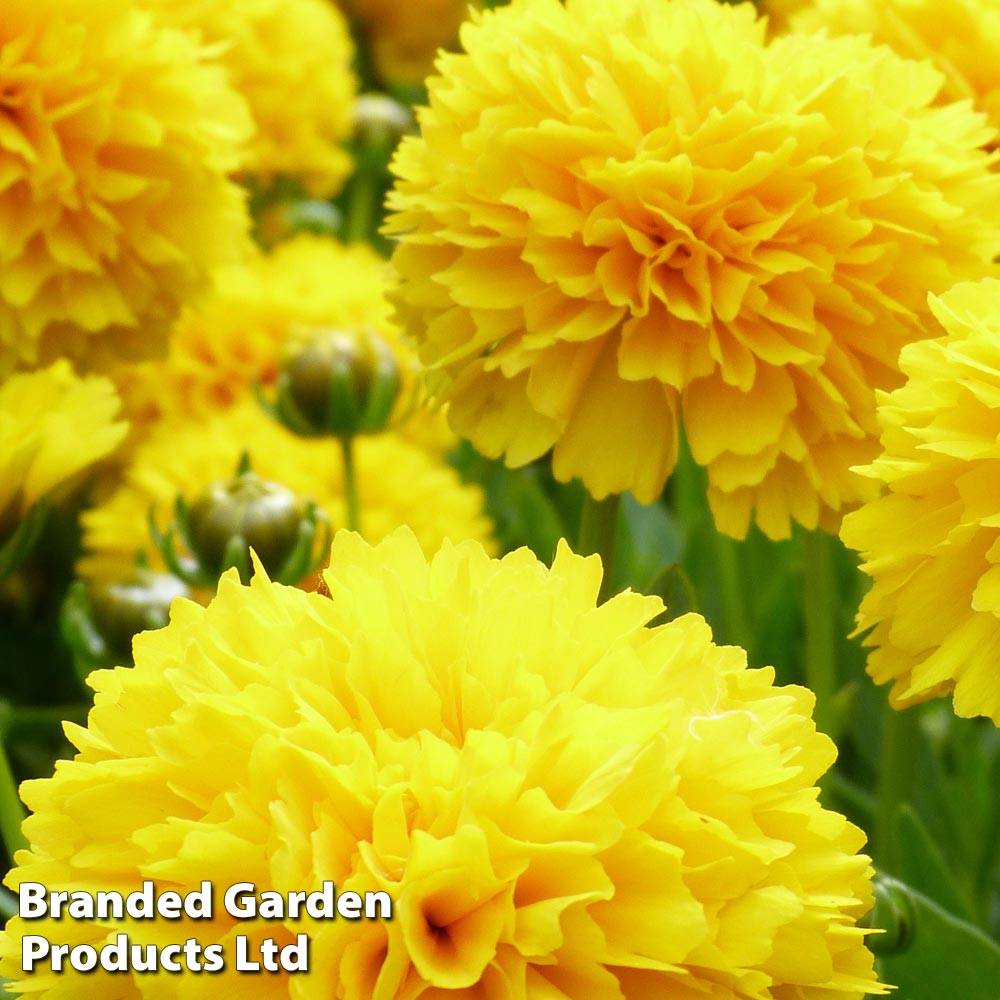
0;738;27;861
801;529;838;736
343;169;379;244
876;704;921;873
577;493;621;602
711;529;753;656
340;435;361;534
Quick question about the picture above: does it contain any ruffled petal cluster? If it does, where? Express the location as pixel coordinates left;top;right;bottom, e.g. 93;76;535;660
0;0;252;373
141;0;357;196
78;401;494;586
3;529;882;997
791;0;1000;130
0;361;127;525
386;0;1000;539
338;0;479;86
841;279;1000;723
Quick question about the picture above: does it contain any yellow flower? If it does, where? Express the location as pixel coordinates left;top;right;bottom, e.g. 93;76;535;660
841;279;1000;723
791;0;1000;130
339;0;479;86
78;401;494;586
2;529;883;997
0;361;127;528
385;0;1000;539
0;0;252;374
141;0;357;197
115;235;451;455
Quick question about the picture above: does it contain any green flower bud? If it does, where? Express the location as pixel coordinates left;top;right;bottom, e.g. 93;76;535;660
90;570;190;660
866;875;915;956
149;458;332;588
353;93;414;175
273;327;401;438
186;471;307;580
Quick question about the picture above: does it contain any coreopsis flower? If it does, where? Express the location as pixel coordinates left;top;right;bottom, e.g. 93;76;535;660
0;361;127;528
114;235;450;454
338;0;479;86
78;401;494;586
841;279;1000;724
791;0;1000;130
140;0;356;197
385;0;1000;539
1;528;884;997
0;0;252;374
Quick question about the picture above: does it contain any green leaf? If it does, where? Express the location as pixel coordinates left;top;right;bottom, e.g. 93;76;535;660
0;499;49;583
612;495;682;595
895;805;975;922
644;563;698;622
874;875;1000;999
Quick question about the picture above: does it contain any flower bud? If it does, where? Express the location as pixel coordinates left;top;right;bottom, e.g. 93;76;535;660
353;94;414;175
186;471;307;581
90;570;190;660
274;327;401;438
150;462;331;589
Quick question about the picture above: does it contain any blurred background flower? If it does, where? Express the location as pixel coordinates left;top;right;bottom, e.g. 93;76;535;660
337;0;480;89
1;530;882;998
140;0;358;197
789;0;1000;132
386;0;1000;539
0;361;126;530
841;278;1000;724
0;0;252;375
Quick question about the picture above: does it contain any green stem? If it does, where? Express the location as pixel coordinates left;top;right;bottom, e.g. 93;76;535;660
712;529;753;656
343;170;380;244
876;704;921;874
577;493;621;603
340;435;361;534
801;529;838;736
0;739;27;862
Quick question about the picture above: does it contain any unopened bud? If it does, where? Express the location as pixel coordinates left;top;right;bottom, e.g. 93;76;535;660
272;327;400;439
187;472;306;580
90;570;190;658
150;463;330;587
354;94;415;173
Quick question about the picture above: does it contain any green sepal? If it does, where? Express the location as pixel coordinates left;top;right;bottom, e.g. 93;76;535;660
325;352;363;435
357;338;401;433
147;504;210;588
220;533;253;585
273;502;331;585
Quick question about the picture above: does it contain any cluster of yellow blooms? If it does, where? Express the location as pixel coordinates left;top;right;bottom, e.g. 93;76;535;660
7;0;1000;995
386;0;1000;540
1;532;884;998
